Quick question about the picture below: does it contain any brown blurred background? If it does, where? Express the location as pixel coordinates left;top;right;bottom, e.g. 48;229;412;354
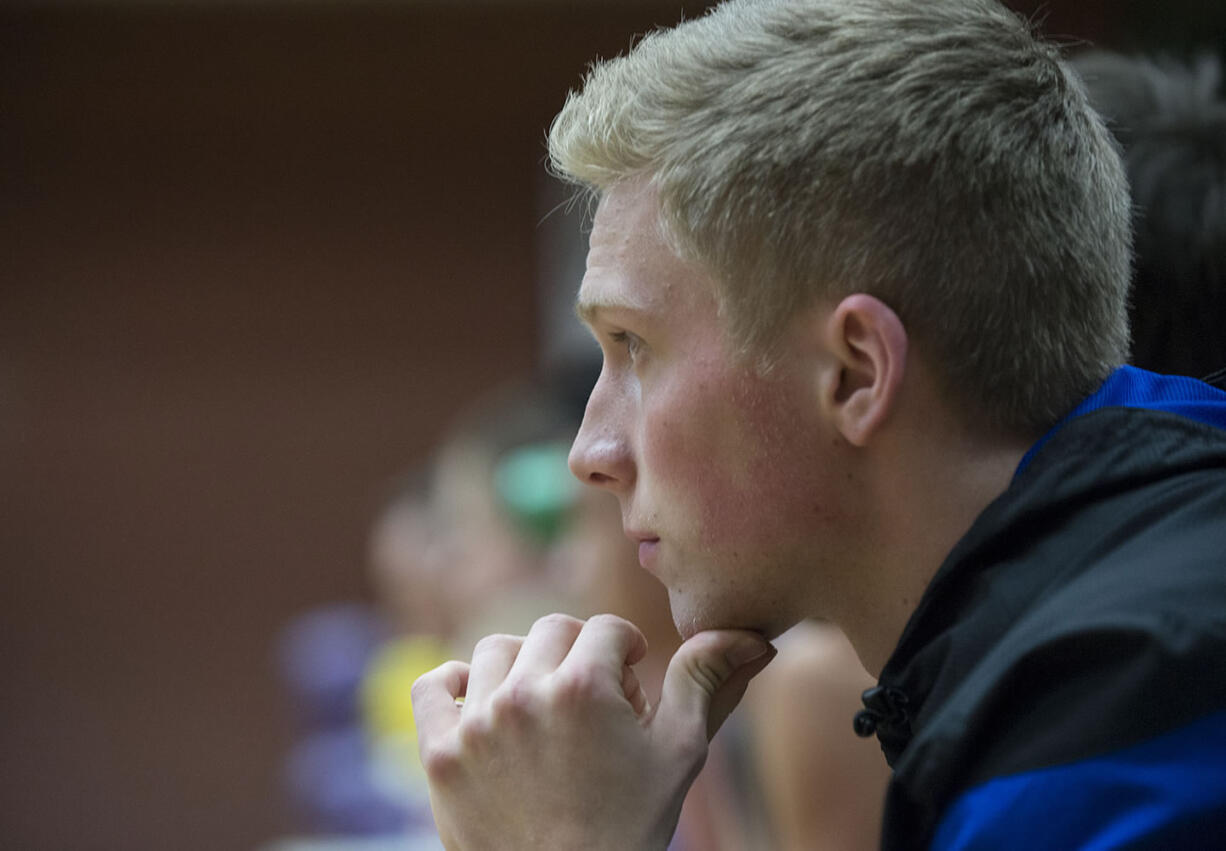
1;1;1221;848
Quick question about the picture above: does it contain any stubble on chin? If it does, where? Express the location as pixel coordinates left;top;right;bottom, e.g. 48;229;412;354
668;587;744;641
667;589;703;641
672;612;701;641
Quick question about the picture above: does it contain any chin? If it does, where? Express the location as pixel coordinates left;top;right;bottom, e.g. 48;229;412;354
668;597;710;640
673;616;703;641
669;590;796;642
669;596;774;641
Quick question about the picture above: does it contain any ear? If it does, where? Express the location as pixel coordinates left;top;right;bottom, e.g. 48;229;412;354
818;294;908;447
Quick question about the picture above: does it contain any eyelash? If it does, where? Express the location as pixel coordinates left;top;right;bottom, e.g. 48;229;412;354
609;331;643;359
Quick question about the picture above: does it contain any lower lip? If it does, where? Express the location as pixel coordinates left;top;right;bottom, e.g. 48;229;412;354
638;539;660;570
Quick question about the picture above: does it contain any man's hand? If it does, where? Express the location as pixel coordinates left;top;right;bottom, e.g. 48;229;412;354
411;612;775;850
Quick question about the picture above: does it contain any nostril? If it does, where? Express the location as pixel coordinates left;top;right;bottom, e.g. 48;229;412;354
568;434;632;490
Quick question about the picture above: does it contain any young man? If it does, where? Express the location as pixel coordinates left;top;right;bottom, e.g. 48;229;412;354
411;1;1226;848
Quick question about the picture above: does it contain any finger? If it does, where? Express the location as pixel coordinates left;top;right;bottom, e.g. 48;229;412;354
622;662;651;721
655;630;775;743
411;660;470;741
507;613;586;680
704;642;776;739
464;634;522;706
558;613;649;683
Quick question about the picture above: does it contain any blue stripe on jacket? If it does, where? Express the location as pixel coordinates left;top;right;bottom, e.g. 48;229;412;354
1017;366;1226;475
931;709;1226;850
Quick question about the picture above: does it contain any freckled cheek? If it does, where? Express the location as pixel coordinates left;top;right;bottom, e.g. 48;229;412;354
724;379;844;537
642;419;718;509
641;401;770;545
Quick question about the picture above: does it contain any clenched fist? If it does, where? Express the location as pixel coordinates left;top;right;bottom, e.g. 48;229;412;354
411;613;775;850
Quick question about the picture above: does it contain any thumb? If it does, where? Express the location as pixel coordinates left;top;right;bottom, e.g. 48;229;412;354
654;630;776;744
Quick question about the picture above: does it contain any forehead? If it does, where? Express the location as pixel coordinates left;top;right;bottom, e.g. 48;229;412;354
576;181;715;326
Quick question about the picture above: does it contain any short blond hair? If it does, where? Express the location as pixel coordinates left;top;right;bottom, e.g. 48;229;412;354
549;0;1131;436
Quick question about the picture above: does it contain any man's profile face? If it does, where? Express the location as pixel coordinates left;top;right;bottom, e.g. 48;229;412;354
569;179;853;640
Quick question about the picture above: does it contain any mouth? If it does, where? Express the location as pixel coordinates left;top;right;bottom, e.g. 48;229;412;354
629;533;660;570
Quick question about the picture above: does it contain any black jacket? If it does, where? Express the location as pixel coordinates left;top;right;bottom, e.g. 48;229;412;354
867;406;1226;849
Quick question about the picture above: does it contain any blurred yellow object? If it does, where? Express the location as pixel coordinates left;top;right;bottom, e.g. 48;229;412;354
361;635;451;744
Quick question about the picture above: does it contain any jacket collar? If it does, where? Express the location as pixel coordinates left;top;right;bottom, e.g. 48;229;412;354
861;375;1226;764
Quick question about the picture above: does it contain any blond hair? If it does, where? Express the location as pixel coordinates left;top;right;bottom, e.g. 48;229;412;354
549;0;1131;436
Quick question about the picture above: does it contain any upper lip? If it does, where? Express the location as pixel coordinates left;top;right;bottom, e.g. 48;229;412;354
626;529;660;543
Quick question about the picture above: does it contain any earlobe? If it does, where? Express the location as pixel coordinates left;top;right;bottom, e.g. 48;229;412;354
821;295;908;447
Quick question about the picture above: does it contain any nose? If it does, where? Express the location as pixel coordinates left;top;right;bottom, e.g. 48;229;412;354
568;375;635;493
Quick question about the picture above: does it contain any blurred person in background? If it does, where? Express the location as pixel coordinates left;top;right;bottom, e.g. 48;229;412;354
360;471;454;848
277;602;410;843
273;473;451;848
1072;50;1226;381
274;377;586;849
367;468;453;643
360;378;583;842
743;621;890;851
423;379;579;650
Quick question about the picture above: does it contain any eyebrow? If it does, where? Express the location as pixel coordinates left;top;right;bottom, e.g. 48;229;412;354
574;292;647;328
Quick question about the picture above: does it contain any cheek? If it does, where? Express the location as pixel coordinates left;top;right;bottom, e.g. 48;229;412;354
640;372;733;516
740;385;850;549
643;366;831;545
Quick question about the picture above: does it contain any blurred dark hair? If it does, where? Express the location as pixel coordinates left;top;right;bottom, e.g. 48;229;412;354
1073;51;1226;379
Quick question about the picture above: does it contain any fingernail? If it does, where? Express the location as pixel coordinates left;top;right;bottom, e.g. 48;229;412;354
727;636;773;669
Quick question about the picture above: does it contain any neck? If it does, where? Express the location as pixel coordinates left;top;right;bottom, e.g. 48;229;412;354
839;408;1033;676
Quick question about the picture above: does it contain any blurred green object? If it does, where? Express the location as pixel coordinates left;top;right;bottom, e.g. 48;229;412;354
494;441;580;544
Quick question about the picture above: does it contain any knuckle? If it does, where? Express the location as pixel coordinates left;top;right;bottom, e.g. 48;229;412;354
456;709;494;751
419;739;461;784
410;665;444;702
674;732;709;771
410;660;464;704
473;632;521;656
535;612;584;632
552;666;605;705
585;612;628;630
488;680;534;724
410;673;431;704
